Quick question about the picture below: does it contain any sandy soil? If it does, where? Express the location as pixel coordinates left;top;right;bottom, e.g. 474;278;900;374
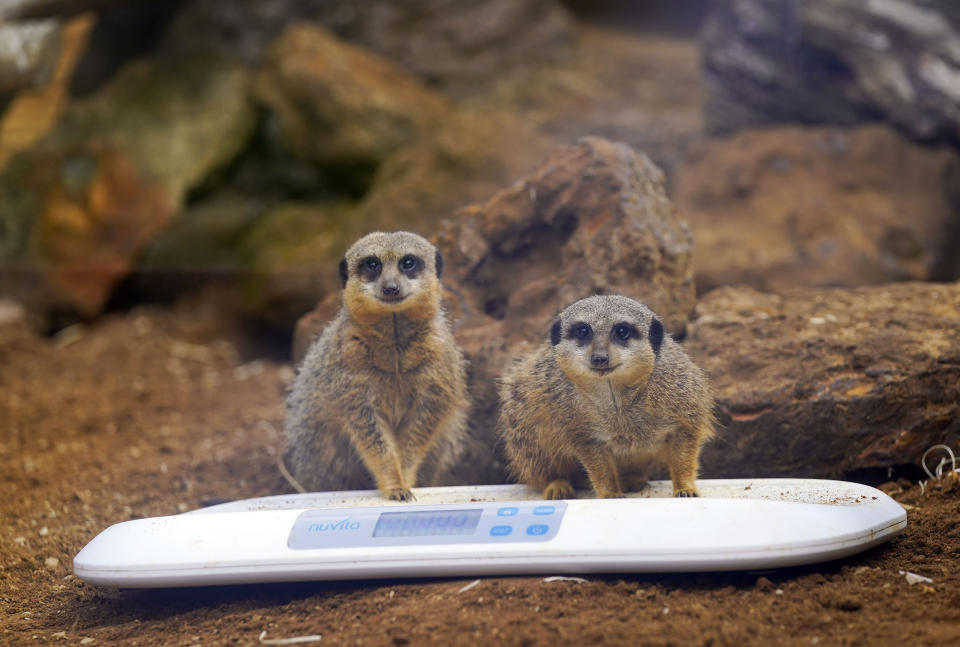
2;301;959;646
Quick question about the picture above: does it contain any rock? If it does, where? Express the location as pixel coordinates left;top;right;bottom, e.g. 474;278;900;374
0;146;175;317
0;297;25;327
294;137;698;483
355;105;554;235
312;0;574;93
253;24;450;171
0;53;256;318
437;136;697;340
134;193;268;299
51;54;256;200
0;19;60;95
688;282;960;478
701;0;960;146
673;125;960;293
239;201;361;329
0;14;94;169
164;0;573;93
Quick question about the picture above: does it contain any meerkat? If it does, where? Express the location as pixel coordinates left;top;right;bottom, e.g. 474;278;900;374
283;231;468;501
498;295;714;500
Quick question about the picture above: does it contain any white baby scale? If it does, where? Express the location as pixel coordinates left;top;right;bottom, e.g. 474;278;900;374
73;479;906;588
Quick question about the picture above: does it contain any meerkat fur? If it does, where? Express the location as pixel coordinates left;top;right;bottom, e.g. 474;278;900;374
284;231;469;501
498;295;714;499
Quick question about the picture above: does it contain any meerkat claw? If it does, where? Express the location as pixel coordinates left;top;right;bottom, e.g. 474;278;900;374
543;480;576;500
673;489;699;498
386;487;416;502
621;474;650;493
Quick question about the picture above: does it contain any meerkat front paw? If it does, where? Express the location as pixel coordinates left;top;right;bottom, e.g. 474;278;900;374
596;489;626;499
385;487;416;502
543;479;576;500
673;488;699;498
621;473;650;493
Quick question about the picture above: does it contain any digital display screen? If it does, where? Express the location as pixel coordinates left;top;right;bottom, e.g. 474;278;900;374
373;509;482;538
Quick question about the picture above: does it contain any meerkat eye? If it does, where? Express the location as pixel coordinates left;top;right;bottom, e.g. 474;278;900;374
359;256;382;280
613;324;634;342
570;323;593;342
398;255;421;275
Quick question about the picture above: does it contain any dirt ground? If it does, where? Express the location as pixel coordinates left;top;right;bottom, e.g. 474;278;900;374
2;300;959;647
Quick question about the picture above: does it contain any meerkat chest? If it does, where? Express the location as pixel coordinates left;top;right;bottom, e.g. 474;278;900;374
580;383;658;448
343;329;434;375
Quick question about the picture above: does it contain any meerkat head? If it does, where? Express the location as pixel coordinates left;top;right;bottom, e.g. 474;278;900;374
549;295;665;390
339;231;443;321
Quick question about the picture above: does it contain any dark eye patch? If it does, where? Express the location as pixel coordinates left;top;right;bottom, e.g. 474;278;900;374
398;254;423;277
568;322;593;344
650;319;664;355
611;323;638;345
358;256;382;281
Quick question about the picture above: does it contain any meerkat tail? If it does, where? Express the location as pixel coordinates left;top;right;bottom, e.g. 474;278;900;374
276;450;308;494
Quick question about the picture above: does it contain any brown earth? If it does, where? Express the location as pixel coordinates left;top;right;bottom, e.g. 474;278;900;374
2;300;960;646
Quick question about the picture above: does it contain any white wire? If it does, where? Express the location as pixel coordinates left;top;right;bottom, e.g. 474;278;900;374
920;444;958;480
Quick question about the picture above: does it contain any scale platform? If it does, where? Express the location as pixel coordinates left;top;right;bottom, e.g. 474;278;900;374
73;479;906;588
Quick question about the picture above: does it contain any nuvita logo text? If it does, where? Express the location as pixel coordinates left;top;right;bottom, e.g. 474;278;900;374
308;519;361;532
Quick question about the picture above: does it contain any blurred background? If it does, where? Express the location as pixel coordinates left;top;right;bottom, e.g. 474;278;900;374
2;0;956;349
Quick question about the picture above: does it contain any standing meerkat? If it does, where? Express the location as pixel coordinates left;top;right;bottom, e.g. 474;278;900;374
498;295;714;499
284;231;468;501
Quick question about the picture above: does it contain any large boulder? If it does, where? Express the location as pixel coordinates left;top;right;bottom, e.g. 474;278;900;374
436;137;697;341
294;137;698;483
689;282;960;479
253;24;450;172
355;105;554;235
163;0;573;93
673;125;960;293
0;54;256;318
701;0;960;145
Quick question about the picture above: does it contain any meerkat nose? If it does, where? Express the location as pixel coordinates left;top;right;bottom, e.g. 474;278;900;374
590;353;610;368
382;284;400;296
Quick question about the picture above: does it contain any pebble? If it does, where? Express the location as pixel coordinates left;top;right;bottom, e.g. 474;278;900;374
0;298;26;326
45;557;59;569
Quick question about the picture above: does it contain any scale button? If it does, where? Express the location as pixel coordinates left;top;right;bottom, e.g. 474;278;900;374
497;507;519;517
526;524;549;536
533;505;556;516
490;525;513;537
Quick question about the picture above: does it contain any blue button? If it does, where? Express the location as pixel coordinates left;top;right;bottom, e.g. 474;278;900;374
533;505;555;516
497;507;519;517
490;525;512;537
526;524;549;536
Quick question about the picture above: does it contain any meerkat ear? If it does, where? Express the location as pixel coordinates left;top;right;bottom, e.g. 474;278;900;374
435;251;444;279
550;319;562;345
338;258;348;288
650;319;664;355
